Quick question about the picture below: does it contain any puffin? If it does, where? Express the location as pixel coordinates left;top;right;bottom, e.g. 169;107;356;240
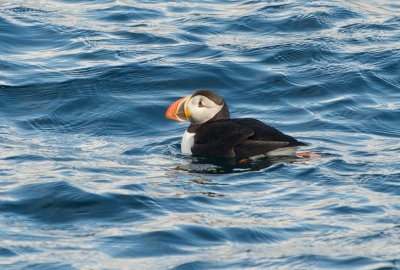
165;90;308;159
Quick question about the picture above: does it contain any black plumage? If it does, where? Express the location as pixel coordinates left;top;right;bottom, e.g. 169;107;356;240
188;118;306;158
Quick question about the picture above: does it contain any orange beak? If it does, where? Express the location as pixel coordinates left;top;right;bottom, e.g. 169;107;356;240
165;96;190;122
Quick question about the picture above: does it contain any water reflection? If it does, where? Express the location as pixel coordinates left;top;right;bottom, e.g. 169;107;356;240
175;156;298;174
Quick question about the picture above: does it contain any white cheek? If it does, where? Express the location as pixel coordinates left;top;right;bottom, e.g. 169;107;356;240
190;104;222;124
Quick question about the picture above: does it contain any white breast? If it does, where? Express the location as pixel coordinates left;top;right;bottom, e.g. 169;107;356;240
181;131;195;155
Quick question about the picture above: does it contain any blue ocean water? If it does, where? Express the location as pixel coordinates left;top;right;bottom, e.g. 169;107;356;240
0;0;399;269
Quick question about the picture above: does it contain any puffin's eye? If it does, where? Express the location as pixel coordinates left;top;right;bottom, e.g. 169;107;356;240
198;100;204;107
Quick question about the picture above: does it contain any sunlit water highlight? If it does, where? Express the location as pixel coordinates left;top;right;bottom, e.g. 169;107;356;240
0;0;399;269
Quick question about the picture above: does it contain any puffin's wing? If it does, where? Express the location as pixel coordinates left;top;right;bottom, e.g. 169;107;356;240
232;118;306;146
192;121;254;157
234;140;289;159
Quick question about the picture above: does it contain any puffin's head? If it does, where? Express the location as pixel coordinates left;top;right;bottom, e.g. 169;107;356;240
165;90;230;125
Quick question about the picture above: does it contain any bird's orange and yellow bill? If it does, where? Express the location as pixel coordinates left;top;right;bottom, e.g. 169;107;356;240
165;96;189;122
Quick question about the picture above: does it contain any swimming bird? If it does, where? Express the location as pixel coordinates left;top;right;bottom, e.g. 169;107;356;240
165;90;308;159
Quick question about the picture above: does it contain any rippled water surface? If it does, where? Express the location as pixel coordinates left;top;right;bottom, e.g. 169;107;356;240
1;0;400;269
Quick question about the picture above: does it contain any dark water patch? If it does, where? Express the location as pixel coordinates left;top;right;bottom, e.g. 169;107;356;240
181;24;222;36
226;5;359;34
1;80;179;136
119;183;146;192
113;30;177;45
0;20;65;52
168;44;223;59
269;11;335;33
71;49;119;62
3;154;49;163
22;95;135;135
95;5;165;22
356;173;400;196
340;22;399;34
225;14;273;33
101;229;201;258
172;261;238;270
287;255;378;269
262;44;339;67
175;32;205;43
0;181;163;223
16;262;77;270
155;196;208;213
324;159;369;174
0;247;17;257
256;2;293;13
58;0;114;3
354;225;400;245
385;16;400;25
326;205;386;216
8;6;54;15
0;9;88;54
101;225;289;258
366;69;400;95
221;226;287;244
78;165;146;177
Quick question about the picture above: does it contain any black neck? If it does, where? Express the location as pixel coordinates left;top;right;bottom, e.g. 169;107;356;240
210;103;230;122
